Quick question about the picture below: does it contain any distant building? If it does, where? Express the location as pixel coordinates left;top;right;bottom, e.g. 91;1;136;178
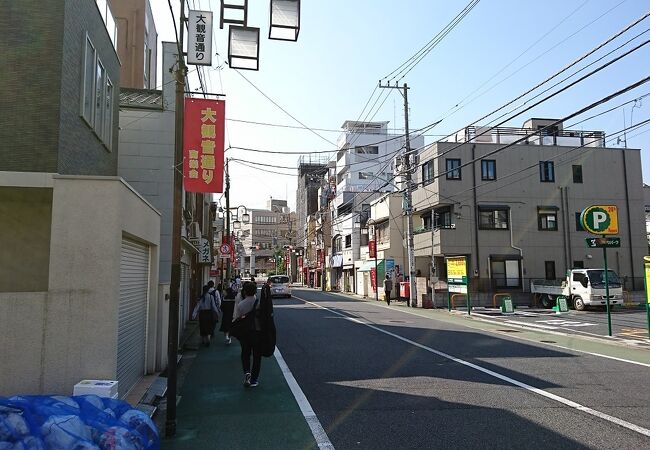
111;0;158;89
328;121;424;292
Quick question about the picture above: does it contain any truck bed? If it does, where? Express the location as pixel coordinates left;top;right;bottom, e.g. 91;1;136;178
530;279;567;296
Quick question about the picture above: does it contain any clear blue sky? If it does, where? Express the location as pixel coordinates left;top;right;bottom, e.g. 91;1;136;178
152;0;650;211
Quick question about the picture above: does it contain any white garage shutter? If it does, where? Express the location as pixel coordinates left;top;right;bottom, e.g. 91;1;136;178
118;238;150;397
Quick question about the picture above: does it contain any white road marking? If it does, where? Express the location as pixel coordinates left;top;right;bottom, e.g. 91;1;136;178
307;290;650;367
537;319;597;327
294;294;650;438
504;320;558;330
274;347;335;450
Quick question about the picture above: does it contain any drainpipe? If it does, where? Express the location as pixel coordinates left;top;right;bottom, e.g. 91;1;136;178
509;208;524;291
471;144;480;277
559;187;569;274
564;186;573;267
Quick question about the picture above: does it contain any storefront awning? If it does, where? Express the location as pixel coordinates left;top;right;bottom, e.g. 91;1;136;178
357;260;387;272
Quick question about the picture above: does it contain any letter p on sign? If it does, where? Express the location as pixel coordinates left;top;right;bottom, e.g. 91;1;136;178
581;205;618;235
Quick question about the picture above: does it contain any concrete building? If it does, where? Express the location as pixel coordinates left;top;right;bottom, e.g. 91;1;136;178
296;156;329;283
1;0;120;175
234;204;295;276
111;0;158;89
411;119;646;305
356;193;406;298
0;1;163;397
327;121;424;291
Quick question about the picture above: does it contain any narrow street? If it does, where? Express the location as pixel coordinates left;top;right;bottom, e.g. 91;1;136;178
276;288;650;449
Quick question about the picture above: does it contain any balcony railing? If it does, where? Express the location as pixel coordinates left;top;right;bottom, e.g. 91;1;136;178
444;126;606;148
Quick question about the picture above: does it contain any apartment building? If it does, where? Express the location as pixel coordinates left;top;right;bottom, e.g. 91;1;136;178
410;118;645;303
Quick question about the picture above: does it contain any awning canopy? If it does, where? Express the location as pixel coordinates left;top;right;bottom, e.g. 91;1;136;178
357;260;385;272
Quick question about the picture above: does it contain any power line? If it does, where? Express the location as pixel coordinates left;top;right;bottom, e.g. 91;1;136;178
231;67;338;147
230;159;297;177
382;0;480;82
428;75;650;186
425;5;646;144
429;36;650;168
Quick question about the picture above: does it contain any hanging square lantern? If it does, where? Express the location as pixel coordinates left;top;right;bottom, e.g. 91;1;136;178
220;0;248;29
269;0;300;41
228;26;260;70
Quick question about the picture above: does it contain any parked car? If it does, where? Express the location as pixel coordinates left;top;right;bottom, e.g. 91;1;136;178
267;275;292;298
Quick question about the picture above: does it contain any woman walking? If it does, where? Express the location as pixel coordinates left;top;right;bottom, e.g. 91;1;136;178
232;281;274;388
192;285;220;347
219;286;236;345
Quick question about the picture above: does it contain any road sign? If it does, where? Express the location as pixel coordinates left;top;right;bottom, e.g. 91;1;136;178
580;205;618;235
585;237;621;248
219;243;231;258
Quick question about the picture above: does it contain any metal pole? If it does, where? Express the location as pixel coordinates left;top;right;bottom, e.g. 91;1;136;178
225;160;231;281
402;83;417;308
374;243;379;302
166;0;185;437
603;243;612;336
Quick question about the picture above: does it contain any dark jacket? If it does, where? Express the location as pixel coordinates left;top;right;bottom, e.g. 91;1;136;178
258;284;276;357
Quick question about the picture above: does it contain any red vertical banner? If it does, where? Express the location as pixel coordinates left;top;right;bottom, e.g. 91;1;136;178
183;98;225;193
370;268;377;291
369;240;376;259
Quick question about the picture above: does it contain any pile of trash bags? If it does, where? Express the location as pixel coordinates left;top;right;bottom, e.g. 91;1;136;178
0;395;159;449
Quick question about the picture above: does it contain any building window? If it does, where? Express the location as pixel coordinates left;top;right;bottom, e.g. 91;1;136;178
355;145;379;154
80;34;114;151
539;161;555;182
575;212;585;231
490;258;520;288
104;78;113;147
376;221;390;245
545;261;556;280
334;236;342;253
359;172;374;180
538;207;558;231
345;235;351;248
572;165;583;183
434;207;452;228
446;159;461;180
422;214;432;230
422;160;434;185
82;36;96;124
481;160;496;181
479;207;509;230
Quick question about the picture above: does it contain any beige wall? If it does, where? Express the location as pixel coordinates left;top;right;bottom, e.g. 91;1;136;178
0;174;160;396
0;187;53;291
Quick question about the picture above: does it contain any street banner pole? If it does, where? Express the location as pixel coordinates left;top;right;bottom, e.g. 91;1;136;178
603;240;612;336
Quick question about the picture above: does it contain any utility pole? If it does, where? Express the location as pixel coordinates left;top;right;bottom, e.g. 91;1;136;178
225;159;231;281
379;81;417;307
166;0;185;438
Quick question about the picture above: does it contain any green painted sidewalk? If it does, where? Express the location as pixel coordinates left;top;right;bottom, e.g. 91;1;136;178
162;337;318;450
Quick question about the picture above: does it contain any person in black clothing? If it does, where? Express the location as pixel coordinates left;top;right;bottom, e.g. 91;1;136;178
219;287;236;345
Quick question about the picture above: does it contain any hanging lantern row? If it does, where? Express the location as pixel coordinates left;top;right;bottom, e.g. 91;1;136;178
221;0;300;71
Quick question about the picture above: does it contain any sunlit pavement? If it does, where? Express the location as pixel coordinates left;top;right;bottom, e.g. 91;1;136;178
274;287;650;449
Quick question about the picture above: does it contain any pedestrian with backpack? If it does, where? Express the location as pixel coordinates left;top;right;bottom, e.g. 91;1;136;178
192;285;220;347
231;281;262;387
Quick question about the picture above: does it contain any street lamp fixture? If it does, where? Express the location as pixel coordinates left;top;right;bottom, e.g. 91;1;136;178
269;0;300;41
232;205;250;230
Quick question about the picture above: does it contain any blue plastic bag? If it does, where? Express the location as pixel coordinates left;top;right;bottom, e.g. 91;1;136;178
0;395;159;450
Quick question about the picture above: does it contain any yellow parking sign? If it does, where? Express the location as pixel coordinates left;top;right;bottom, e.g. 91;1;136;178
580;205;618;235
